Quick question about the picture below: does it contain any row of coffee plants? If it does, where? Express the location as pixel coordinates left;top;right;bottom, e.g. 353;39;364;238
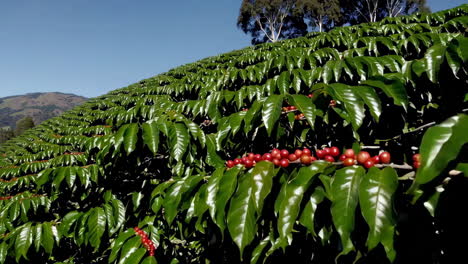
0;5;467;264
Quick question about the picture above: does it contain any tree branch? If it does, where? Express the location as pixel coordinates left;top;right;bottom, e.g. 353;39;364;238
255;16;274;42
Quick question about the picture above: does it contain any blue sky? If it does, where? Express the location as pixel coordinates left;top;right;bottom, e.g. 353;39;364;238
0;0;465;98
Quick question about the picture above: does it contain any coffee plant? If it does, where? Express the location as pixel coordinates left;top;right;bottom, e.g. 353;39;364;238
1;5;468;264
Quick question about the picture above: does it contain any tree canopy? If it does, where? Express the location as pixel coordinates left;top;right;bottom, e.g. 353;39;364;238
14;116;35;137
238;0;430;43
238;0;307;44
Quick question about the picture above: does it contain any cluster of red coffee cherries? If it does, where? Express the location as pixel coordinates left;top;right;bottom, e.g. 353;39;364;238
225;148;315;168
134;227;155;256
412;154;421;168
337;149;391;169
225;146;395;169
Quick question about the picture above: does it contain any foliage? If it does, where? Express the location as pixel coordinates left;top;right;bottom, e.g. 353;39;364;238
297;0;341;32
14;117;35;137
0;128;14;144
0;4;468;264
339;0;430;25
238;0;307;44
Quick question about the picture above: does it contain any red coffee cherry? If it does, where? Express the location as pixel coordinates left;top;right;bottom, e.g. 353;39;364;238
280;159;290;168
343;158;355;166
379;151;391;164
329;147;340;157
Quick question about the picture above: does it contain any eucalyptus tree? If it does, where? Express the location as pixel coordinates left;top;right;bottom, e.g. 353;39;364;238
238;0;307;44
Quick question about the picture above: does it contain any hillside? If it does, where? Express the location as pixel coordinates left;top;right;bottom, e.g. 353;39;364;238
0;5;467;264
0;92;87;128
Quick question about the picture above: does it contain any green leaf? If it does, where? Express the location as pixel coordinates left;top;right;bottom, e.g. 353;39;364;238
205;134;225;167
277;71;290;94
277;163;328;247
15;223;32;261
118;236;141;264
0;242;7;263
213;167;240;232
169;122;190;162
123;248;147;264
359;167;398;262
243;100;263;134
124;123;139;155
33;224;42;252
141;256;158;264
111;199;126;235
109;229;134;263
88;207;107;249
455;163;468;176
287;94;317;128
142;121;160;155
60;211;81;236
251;236;271;264
164;175;203;225
331;166;365;256
361;76;408;111
227;170;257;257
424;44;446;83
251;161;276;214
262;94;284;136
354;86;382;122
412;114;468;190
299;187;326;236
41;222;55;254
327;83;365;130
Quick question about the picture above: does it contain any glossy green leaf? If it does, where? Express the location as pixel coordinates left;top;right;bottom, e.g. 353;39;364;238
213;167;240;232
88;207;107;249
41;222;55;254
169;122;190;162
60;211;81;236
0;243;7;263
287;94;316;128
327;83;365;130
359;167;398;261
227;170;257;257
206;134;225;167
277;71;290;95
142;121;160;155
123;123;139;155
33;224;42;252
262;94;284;136
299;187;326;236
412;114;468;189
164;175;203;225
118;236;141;264
277;163;328;247
123;248;147;264
15;223;32;261
109;229;134;263
331;166;365;256
424;44;446;83
354;86;382;122
251;236;271;264
141;256;158;264
361;76;408;111
251;161;276;214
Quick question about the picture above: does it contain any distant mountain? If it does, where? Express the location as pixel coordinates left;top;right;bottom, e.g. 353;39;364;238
0;92;87;129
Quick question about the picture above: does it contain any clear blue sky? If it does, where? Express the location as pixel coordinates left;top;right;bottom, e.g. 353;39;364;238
0;0;465;98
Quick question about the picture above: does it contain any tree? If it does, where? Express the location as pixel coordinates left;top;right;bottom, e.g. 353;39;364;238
0;128;14;144
238;0;307;44
340;0;430;25
14;116;35;136
296;0;341;32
